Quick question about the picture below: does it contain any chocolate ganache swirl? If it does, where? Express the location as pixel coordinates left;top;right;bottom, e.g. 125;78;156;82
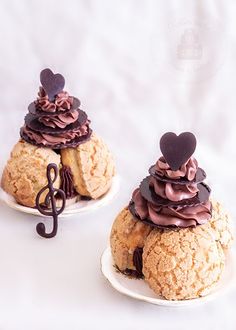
59;166;77;198
36;87;74;113
20;68;92;149
129;135;212;228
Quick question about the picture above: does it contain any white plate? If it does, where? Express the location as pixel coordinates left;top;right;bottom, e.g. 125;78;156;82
0;175;120;218
101;247;236;307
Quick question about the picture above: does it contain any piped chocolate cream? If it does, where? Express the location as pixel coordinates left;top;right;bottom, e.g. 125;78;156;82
129;132;212;229
59;166;77;199
20;68;92;149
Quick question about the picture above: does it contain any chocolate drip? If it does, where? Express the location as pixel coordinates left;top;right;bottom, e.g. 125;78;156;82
133;247;143;276
60;166;77;198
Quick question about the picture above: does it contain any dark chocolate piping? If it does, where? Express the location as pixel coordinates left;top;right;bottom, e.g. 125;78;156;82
35;163;66;238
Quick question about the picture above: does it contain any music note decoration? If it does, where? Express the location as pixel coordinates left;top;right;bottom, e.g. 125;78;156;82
35;163;66;238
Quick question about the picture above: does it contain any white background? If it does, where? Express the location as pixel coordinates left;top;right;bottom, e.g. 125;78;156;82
0;0;235;329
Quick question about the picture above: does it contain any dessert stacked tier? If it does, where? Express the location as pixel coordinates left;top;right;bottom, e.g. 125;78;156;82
129;132;212;228
20;69;92;149
129;157;212;228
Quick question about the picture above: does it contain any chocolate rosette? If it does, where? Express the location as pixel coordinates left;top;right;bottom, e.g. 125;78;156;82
129;132;212;229
20;68;92;149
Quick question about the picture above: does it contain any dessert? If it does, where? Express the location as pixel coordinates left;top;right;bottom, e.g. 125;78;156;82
1;68;115;208
110;132;233;300
61;134;115;199
110;207;152;276
1;140;60;207
142;225;225;300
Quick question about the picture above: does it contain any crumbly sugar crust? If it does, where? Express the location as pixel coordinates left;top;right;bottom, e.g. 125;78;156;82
61;133;115;199
110;201;234;300
110;207;152;271
1;140;61;207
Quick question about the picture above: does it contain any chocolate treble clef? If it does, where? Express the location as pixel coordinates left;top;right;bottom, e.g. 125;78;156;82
35;163;66;238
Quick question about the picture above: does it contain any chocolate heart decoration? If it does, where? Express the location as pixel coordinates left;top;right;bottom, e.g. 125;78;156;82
160;132;197;171
40;68;65;101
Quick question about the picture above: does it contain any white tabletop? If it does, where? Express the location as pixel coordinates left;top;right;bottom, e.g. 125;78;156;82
0;0;236;329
